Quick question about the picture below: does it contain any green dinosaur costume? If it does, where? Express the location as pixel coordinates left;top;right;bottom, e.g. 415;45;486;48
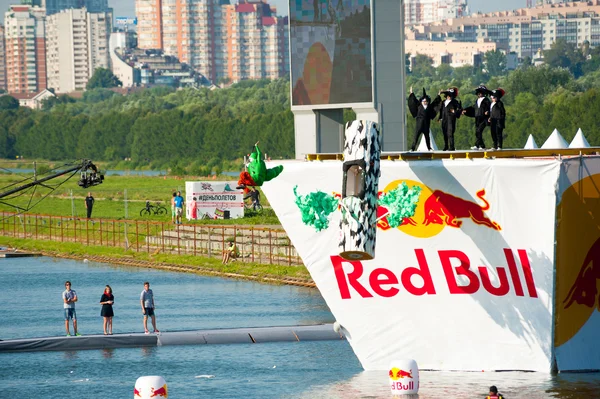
247;144;283;186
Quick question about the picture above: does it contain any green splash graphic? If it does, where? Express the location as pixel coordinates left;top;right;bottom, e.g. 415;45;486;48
377;182;422;228
293;186;338;232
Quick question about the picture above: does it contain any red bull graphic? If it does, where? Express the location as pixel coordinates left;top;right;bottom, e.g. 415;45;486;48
134;387;142;397
341;180;502;237
422;189;501;230
150;384;168;398
389;368;413;379
331;248;537;300
563;236;600;310
555;172;600;349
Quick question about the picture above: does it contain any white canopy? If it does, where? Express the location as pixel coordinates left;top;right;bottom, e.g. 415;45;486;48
541;129;569;149
524;134;539;149
568;128;591;148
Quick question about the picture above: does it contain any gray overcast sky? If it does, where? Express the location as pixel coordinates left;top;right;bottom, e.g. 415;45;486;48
0;0;529;23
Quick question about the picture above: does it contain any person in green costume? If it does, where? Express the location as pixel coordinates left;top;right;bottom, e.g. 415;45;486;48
237;142;283;192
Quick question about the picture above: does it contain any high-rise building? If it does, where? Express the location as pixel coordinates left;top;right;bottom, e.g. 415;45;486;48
41;0;110;16
84;0;109;13
136;0;163;50
135;0;289;84
220;1;288;82
405;0;468;25
46;8;112;92
4;5;47;94
0;26;6;91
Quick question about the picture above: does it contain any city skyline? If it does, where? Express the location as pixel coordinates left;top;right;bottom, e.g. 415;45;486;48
0;0;530;22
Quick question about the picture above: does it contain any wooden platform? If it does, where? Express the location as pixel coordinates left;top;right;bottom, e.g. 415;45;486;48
305;147;600;161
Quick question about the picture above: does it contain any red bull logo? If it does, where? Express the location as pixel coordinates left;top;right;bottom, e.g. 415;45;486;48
374;180;501;237
563;236;600;311
332;248;538;300
389;368;413;380
150;384;168;398
389;367;417;392
555;172;600;347
134;387;142;397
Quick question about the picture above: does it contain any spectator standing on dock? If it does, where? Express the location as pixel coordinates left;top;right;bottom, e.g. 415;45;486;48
85;192;95;219
174;191;184;224
140;282;159;334
170;192;176;223
63;281;80;336
100;285;114;335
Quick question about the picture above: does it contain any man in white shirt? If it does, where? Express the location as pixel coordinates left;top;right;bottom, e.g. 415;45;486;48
63;281;80;337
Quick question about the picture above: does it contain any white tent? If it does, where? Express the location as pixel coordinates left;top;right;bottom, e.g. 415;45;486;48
524;134;539;149
569;128;591;148
541;129;569;149
417;130;439;151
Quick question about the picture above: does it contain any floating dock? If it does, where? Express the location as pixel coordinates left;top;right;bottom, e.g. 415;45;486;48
0;249;40;258
0;324;343;353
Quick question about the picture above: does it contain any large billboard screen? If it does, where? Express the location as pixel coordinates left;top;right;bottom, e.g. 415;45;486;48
289;0;373;108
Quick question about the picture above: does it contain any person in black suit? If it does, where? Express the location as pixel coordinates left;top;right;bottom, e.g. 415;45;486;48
407;87;441;151
488;88;506;150
438;87;462;151
462;85;492;150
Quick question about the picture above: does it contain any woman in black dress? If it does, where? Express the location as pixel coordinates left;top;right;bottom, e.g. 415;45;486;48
100;285;114;335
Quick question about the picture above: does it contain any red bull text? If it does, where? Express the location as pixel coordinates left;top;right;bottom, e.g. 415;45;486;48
332;249;538;299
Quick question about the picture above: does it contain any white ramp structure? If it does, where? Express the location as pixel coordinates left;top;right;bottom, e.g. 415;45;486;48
524;134;539;149
416;130;438;151
542;129;569;149
569;128;591;148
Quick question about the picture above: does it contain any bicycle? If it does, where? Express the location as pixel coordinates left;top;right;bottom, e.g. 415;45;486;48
140;201;168;216
201;212;214;220
243;192;263;212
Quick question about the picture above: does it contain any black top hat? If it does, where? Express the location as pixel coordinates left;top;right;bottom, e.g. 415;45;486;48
419;88;431;103
475;85;491;95
441;87;459;98
490;88;505;99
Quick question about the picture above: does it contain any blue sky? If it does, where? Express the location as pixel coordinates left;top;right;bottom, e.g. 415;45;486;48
0;0;529;21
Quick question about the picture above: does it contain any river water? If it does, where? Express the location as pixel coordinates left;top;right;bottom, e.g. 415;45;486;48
0;257;599;398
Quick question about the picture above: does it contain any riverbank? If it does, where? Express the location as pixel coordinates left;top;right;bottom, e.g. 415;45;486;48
0;236;314;288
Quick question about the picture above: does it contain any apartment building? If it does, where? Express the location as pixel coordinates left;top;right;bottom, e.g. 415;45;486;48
405;0;468;25
42;0;110;15
220;1;288;82
136;0;163;50
409;0;600;59
46;8;111;92
0;26;6;91
4;5;47;94
135;0;289;84
405;38;497;67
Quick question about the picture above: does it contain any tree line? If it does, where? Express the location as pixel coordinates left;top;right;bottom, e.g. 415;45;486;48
0;79;293;174
0;39;599;174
